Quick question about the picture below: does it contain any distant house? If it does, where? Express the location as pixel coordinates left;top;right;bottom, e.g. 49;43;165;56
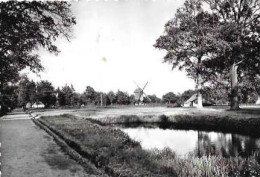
183;94;215;107
183;94;198;107
32;102;44;109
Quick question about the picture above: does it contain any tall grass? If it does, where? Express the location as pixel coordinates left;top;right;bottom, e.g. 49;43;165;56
152;148;260;177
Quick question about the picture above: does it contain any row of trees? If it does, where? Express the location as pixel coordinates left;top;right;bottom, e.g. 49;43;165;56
16;75;259;109
155;0;260;110
15;76;164;108
6;74;259;110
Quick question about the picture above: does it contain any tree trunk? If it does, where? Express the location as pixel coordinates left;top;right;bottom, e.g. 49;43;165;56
230;63;239;110
197;73;203;108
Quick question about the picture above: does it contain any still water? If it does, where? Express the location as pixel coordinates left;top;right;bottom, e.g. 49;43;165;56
121;127;260;157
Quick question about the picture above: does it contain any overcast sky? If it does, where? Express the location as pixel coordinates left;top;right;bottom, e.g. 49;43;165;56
23;0;195;98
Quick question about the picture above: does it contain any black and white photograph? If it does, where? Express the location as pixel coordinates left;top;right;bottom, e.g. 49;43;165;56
0;0;260;176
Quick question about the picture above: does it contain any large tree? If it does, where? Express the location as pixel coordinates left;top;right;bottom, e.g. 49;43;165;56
83;86;97;105
107;91;116;105
162;92;178;104
116;90;130;105
57;84;75;106
0;1;75;113
36;80;56;108
154;0;228;108
155;0;259;110
202;0;260;109
17;75;36;107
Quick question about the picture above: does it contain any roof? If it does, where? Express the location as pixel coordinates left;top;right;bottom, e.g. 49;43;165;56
134;88;142;93
184;94;197;104
32;101;44;106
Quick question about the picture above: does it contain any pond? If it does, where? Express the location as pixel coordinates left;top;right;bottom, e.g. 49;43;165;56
121;127;260;158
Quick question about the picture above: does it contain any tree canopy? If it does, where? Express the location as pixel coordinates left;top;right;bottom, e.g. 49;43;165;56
0;1;76;74
107;91;116;105
202;0;260;109
0;1;76;114
155;0;260;109
162;92;178;104
116;90;130;105
83;86;96;104
17;75;36;106
36;80;56;108
200;0;260;78
154;0;229;108
57;84;75;106
154;0;229;81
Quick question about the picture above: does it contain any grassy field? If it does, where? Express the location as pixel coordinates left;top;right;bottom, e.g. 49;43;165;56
38;113;260;177
73;105;260;120
32;105;260;120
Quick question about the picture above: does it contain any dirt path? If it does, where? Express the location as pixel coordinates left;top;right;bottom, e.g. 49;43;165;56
0;110;93;177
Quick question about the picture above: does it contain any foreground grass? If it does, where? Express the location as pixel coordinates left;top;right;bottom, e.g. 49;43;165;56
153;149;260;177
40;114;260;177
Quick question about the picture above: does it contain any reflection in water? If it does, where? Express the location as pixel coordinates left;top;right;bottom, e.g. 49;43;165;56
121;127;260;158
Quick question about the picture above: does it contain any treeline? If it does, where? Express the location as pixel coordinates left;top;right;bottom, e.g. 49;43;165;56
1;75;194;109
13;75;164;109
3;74;259;113
2;74;259;114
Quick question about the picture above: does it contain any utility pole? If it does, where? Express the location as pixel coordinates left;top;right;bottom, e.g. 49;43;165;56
101;93;103;107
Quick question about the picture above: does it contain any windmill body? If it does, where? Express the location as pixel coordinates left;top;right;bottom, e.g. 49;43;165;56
133;81;150;105
134;88;144;102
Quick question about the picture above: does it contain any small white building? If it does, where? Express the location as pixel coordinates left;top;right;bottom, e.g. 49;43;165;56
183;94;215;107
32;102;45;109
183;94;198;107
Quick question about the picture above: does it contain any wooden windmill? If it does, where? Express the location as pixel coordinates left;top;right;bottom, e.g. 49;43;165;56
133;81;151;105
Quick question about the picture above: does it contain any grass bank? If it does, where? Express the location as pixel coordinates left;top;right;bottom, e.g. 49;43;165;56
39;114;177;177
98;114;260;137
38;114;260;177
